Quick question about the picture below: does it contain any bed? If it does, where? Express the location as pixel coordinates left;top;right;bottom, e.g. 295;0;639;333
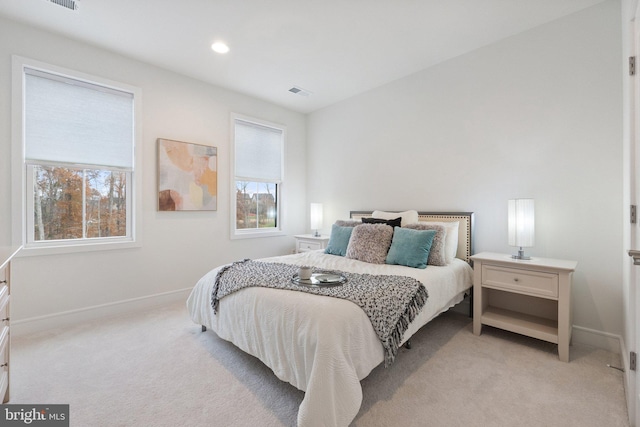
187;211;474;427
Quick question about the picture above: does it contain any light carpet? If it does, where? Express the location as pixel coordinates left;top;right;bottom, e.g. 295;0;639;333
9;300;629;426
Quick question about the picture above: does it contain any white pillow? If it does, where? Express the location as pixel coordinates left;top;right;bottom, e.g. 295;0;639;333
372;210;419;227
424;221;459;263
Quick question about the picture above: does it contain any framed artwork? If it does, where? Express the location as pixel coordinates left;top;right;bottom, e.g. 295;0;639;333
157;138;217;211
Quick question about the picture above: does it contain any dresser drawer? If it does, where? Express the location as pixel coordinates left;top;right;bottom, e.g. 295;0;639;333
0;285;8;315
298;241;322;252
481;264;559;299
0;326;8;359
0;325;9;384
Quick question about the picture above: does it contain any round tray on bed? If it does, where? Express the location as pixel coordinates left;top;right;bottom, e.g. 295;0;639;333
291;272;347;287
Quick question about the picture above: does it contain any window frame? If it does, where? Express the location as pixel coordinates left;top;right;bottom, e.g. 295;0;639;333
230;113;285;240
11;55;143;255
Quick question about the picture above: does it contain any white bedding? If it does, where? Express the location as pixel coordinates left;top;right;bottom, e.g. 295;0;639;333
187;250;473;427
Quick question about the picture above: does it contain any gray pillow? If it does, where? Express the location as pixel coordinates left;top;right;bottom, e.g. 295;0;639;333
404;223;447;266
345;223;394;264
335;220;362;227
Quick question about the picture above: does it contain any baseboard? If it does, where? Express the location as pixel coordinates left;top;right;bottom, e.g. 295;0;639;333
571;325;623;354
12;288;192;337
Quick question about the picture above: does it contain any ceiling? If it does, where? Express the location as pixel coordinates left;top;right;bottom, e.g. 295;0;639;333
0;0;606;114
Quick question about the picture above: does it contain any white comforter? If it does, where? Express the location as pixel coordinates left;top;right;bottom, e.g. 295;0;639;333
187;250;473;427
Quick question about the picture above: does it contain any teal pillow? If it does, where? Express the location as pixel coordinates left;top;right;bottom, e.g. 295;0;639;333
325;224;354;256
386;227;436;269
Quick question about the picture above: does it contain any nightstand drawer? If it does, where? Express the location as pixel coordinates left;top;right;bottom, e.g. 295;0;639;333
298;241;322;252
481;265;558;299
294;235;329;253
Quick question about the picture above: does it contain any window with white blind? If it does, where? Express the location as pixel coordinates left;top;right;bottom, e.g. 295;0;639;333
231;114;285;239
12;56;142;254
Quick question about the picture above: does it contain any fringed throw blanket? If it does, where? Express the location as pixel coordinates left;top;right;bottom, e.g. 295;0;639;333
211;259;428;366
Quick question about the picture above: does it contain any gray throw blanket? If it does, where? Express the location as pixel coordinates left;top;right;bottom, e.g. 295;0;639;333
211;259;429;366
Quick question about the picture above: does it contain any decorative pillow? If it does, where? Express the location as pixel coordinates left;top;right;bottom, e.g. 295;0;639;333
335;220;362;227
345;224;394;264
404;223;447;266
372;210;419;226
426;221;459;263
386;227;437;269
361;216;402;228
325;224;354;256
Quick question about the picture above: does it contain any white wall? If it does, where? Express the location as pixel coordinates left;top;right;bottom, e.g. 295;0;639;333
0;17;308;325
308;1;624;340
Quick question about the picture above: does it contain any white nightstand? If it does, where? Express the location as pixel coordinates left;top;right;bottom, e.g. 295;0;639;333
471;252;577;362
294;234;329;253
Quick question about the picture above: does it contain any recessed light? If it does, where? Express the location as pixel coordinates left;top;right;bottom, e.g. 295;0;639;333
211;42;230;54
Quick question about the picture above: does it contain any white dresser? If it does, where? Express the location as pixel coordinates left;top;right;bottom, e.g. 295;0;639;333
471;252;577;362
0;246;19;403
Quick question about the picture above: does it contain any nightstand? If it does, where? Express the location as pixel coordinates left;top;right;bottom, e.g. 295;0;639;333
294;234;329;253
471;252;577;362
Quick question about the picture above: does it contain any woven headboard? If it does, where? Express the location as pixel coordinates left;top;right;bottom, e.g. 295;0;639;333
349;211;474;264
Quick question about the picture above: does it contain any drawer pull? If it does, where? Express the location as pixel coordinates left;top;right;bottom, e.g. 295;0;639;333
1;319;8;322
0;281;5;285
0;364;7;368
513;278;519;282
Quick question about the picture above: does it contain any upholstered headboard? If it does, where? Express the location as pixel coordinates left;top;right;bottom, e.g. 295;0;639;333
349;211;474;264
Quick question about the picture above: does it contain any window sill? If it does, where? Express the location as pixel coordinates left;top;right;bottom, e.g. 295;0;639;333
17;239;141;257
231;229;285;240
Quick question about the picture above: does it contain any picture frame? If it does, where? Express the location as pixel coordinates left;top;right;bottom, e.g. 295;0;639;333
157;138;217;211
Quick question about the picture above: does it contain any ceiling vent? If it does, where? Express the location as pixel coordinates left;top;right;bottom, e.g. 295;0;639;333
288;86;312;97
46;0;79;11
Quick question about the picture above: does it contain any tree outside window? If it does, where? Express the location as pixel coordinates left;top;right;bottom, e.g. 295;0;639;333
33;166;127;241
235;181;277;229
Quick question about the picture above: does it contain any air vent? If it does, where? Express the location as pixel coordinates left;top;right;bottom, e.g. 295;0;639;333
288;86;312;97
46;0;79;11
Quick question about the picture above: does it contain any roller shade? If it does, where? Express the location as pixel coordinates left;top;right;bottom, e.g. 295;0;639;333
234;119;283;181
24;68;134;169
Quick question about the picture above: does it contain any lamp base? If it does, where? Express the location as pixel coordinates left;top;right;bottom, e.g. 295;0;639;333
511;248;531;260
313;230;321;237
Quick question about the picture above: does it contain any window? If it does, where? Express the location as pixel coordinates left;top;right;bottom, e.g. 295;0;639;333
231;114;285;238
12;56;142;254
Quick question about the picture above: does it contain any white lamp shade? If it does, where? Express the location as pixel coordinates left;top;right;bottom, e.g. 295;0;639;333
310;203;323;231
508;199;534;248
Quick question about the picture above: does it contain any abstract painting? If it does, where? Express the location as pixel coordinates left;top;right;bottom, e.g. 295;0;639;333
157;139;217;211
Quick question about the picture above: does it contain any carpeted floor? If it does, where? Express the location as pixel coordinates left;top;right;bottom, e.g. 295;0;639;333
9;300;629;426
